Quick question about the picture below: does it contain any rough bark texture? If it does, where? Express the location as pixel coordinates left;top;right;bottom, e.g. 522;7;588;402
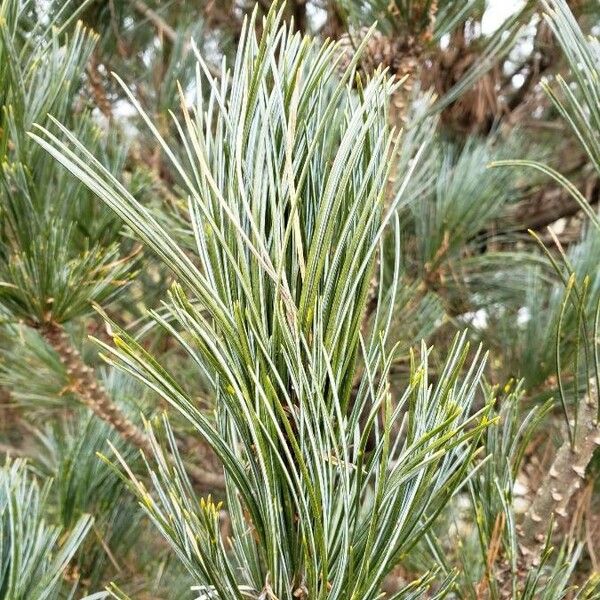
491;387;600;597
41;321;151;451
39;322;225;490
520;386;600;561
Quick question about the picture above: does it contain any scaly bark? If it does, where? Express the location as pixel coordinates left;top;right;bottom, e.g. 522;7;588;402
41;322;150;450
516;384;600;573
493;386;600;597
39;322;225;490
519;388;600;560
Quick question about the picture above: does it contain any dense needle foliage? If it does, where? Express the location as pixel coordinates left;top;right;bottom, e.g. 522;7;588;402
1;0;600;598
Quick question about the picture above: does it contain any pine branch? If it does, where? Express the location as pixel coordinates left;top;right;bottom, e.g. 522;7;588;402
519;384;600;563
177;448;226;491
130;0;221;78
492;390;600;597
39;321;149;450
38;322;225;490
0;459;93;598
503;170;599;233
131;0;178;43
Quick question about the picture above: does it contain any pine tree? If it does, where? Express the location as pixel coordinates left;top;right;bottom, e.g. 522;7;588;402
1;0;600;598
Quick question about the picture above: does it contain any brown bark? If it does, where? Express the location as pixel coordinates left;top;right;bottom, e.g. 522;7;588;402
41;321;150;451
492;388;600;597
322;3;346;39
519;386;600;563
290;0;307;34
503;176;599;233
39;322;225;490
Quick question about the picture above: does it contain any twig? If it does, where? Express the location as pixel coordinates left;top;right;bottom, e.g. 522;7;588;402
502;172;599;232
132;0;178;43
131;0;221;79
40;321;150;450
38;321;225;490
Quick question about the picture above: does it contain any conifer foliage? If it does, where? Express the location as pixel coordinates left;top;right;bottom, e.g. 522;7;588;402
1;0;600;598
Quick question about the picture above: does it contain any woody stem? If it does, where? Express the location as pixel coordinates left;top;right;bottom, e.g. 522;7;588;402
39;321;225;490
520;385;600;562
